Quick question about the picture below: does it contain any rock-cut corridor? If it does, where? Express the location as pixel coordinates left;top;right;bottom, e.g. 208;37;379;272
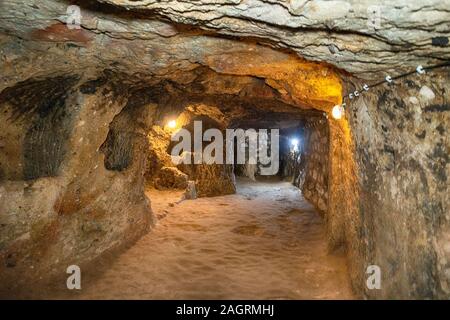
0;0;449;300
31;179;353;300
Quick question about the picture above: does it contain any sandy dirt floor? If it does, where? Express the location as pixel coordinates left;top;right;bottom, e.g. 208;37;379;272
30;178;354;299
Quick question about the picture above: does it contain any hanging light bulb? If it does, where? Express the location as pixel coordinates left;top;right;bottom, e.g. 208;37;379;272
331;105;344;120
290;138;299;152
167;119;177;129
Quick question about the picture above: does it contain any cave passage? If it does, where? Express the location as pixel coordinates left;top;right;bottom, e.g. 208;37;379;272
46;177;353;299
21;106;348;299
1;0;448;300
0;62;349;299
93;179;351;299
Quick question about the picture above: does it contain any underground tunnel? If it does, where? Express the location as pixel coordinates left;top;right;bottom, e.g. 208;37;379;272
0;0;449;300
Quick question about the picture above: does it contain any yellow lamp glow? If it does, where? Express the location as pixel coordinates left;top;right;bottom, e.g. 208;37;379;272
331;105;344;120
167;120;177;129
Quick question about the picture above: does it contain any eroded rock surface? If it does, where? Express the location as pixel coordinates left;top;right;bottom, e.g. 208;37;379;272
4;0;447;77
0;77;153;294
0;0;449;299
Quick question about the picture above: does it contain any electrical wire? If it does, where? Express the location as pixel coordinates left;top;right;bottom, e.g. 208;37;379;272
342;61;450;104
305;61;450;126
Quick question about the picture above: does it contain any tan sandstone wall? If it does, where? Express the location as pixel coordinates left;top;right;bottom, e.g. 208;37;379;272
0;75;153;296
344;70;450;299
301;124;330;214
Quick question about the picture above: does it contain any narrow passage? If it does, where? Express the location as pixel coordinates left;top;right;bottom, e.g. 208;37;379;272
67;178;353;299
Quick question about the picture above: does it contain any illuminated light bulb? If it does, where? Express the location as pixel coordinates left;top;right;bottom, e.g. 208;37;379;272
167;120;177;129
331;105;344;120
290;138;299;151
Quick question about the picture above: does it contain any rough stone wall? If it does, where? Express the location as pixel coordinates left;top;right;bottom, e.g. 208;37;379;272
174;107;236;197
145;126;173;184
342;70;450;298
141;100;237;197
301;124;330;214
98;0;450;78
327;118;361;288
283;123;329;214
0;76;78;181
0;77;153;295
178;163;236;197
